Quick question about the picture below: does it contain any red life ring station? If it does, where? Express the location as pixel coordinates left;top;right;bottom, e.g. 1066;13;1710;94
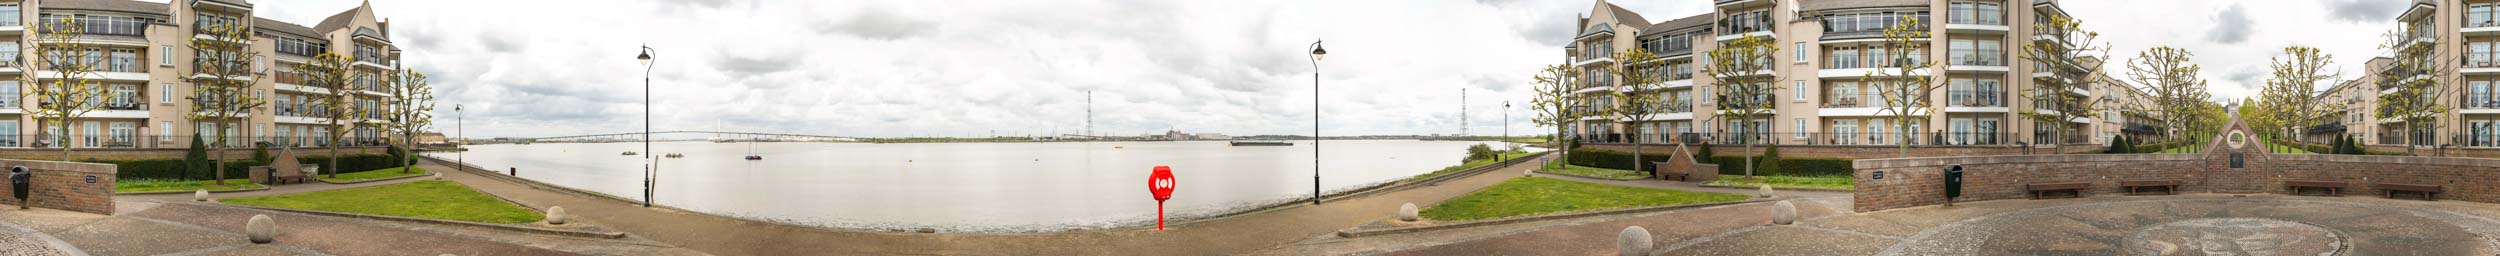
1148;166;1177;230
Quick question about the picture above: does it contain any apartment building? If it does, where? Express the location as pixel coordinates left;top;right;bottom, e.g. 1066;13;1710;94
0;0;402;149
1564;0;2160;151
2307;0;2500;150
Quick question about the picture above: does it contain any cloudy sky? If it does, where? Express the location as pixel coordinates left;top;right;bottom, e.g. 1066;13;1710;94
228;0;2406;138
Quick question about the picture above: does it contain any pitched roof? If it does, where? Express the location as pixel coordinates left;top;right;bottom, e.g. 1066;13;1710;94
1605;3;1650;30
43;0;168;15
313;3;363;34
1640;13;1713;36
254;17;321;39
1798;0;1929;12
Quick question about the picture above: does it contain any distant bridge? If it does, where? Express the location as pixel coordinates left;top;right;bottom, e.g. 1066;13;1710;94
495;131;860;143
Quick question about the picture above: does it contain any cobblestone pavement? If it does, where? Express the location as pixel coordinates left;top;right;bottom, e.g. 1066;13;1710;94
1665;194;2500;255
0;225;70;256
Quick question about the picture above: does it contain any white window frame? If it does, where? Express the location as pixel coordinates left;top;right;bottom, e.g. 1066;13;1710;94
1793;118;1807;139
159;45;173;66
158;121;171;142
1794;81;1808;101
159;83;171;103
1794;42;1808;63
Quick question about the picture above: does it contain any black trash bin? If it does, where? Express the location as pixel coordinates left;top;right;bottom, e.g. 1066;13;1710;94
1944;165;1964;205
10;166;28;204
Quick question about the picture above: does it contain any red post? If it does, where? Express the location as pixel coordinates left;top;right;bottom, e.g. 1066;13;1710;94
1156;201;1165;230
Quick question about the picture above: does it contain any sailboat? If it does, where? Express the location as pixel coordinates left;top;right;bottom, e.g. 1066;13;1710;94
743;136;764;160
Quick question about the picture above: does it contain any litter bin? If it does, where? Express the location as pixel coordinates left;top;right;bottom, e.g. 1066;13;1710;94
1944;165;1964;205
10;166;28;205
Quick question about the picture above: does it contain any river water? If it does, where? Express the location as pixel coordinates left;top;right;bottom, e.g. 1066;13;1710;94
425;140;1535;232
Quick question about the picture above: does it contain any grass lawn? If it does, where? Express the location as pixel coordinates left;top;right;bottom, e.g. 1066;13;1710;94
222;180;543;224
116;178;263;193
1713;175;1855;190
319;166;430;183
1405;151;1539;182
1420;177;1748;222
1533;160;1649;180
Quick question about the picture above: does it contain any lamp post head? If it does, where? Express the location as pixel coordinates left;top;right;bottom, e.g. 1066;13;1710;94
1309;41;1327;61
637;46;655;66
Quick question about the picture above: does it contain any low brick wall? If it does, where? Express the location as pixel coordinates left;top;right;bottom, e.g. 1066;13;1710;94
1581;143;2103;160
0;159;118;215
1853;153;2500;213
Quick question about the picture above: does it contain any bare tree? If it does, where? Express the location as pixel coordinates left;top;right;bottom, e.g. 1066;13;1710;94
1530;64;1581;166
296;53;365;178
1702;35;1780;179
2254;46;2342;144
383;69;432;172
2124;46;2213;144
1603;49;1667;177
2375;29;2457;155
183;22;268;185
1861;16;1948;158
2018;14;2113;149
23;16;106;161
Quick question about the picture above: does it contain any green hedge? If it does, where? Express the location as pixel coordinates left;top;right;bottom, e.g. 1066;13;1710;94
1567;148;1852;177
91;154;410;180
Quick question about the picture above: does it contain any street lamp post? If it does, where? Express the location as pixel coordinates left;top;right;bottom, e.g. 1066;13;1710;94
456;104;462;174
637;46;656;208
1308;39;1326;205
1503;101;1509;162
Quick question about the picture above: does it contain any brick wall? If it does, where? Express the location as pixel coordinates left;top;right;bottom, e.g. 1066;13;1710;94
1581;143;2103;159
1853;153;2500;213
0;159;118;215
0;146;390;160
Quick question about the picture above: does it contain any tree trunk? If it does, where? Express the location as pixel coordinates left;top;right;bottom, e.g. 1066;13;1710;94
212;121;226;186
1632;137;1646;178
328;136;341;179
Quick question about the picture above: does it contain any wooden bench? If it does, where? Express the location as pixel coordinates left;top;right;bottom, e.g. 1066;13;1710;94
2374;183;2442;200
1651;161;1688;181
2120;180;2179;195
2284;180;2344;196
2027;182;2092;199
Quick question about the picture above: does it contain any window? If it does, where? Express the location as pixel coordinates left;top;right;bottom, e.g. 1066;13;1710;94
158;122;171;142
0;121;15;147
159;83;172;103
1868;48;1891;67
82;121;98;148
1794;118;1808;139
2474;81;2495;109
0;81;14;109
1832;46;1859;69
0;42;16;67
1795;42;1808;63
109;122;131;148
1794;81;1808;101
2475;42;2496;67
1836;120;1858;145
0;4;18;27
1834;82;1860;107
2474;4;2498;27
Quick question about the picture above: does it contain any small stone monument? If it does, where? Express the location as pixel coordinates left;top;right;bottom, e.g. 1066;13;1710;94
546;206;568;225
194;189;208;202
1397;203;1419;222
1771;200;1797;225
1618;226;1651;256
246;214;276;243
1757;184;1774;198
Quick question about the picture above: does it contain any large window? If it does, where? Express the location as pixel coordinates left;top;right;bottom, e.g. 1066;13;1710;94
276;37;327;57
1949;39;2003;66
2474;4;2500;27
2473;81;2497;109
0;121;15;147
1722;11;1771;34
1830;46;1860;69
0;4;19;27
1949;1;2004;25
40;14;151;37
0;81;15;109
109;49;136;72
1822;11;1928;37
2474;41;2498;68
0;42;17;67
108;122;132;148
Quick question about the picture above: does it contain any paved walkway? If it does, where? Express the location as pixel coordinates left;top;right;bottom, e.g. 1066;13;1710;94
1264;174;1856;255
422;154;1557;255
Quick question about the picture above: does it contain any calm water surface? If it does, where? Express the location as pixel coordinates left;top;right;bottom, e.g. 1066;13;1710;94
427;140;1536;232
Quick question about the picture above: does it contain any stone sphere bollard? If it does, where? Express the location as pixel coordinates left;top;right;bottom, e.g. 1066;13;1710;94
1757;184;1775;198
1771;200;1798;225
1397;203;1420;222
246;214;275;243
194;189;209;202
546;206;569;225
1618;226;1652;256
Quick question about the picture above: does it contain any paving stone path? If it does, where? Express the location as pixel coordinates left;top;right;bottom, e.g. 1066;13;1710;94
0;228;69;256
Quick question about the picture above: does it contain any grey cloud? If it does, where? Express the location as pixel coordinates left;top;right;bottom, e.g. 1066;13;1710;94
478;33;525;53
1470;74;1518;91
2206;4;2252;44
2326;0;2403;24
2225;67;2264;90
822;6;932;40
659;0;737;9
713;54;801;78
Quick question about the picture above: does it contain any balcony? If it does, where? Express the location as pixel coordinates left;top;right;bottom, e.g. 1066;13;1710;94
1716;30;1775;42
2468;59;2500;75
1573;56;1614;67
2468;21;2500;36
1945;90;2006;110
1947;55;2009;73
2464;99;2500;114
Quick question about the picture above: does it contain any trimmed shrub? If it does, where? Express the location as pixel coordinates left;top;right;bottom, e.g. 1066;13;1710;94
1756;144;1783;176
1693;145;1715;164
183;136;210;181
1708;156;1853;177
252;143;272;163
92;153;404;180
1566;148;1672;171
1465;144;1498;163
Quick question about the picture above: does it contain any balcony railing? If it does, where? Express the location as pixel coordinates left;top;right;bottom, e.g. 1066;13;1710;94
1952;53;2004;66
1822;97;1863;108
1947;90;2004;107
2465;98;2500;109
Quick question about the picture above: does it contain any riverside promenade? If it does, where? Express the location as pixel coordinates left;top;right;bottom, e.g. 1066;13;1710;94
421;154;1561;255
